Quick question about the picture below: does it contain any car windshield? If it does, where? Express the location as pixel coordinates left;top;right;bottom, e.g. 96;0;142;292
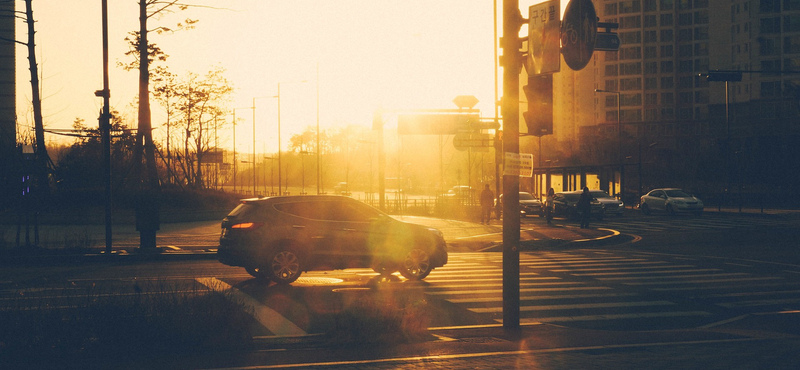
590;191;613;199
519;193;535;200
665;190;692;198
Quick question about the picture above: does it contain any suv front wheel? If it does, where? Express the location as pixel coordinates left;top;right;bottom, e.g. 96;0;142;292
398;248;433;280
267;245;303;284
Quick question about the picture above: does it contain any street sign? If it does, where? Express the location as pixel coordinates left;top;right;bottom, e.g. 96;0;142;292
704;71;743;82
561;0;597;71
453;132;493;151
397;114;478;135
527;0;561;75
452;95;479;109
594;32;620;51
503;152;534;177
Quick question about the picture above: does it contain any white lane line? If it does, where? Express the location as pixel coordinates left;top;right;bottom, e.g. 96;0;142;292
627;277;783;286
514;310;712;323
426;286;609;295
198;338;760;370
470;300;674;313
707;289;800;298
717;298;800;308
596;273;749;281
424;276;557;284
550;262;673;272
653;282;800;292
196;277;306;337
448;292;639;303
573;268;721;277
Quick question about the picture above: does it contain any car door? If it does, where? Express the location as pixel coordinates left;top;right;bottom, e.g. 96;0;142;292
650;190;667;212
322;199;377;268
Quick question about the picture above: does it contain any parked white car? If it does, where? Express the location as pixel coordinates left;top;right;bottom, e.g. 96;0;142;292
640;188;703;216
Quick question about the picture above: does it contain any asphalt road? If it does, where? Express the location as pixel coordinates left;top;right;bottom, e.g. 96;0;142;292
2;212;799;369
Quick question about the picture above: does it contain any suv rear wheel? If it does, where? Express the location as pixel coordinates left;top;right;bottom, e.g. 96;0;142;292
398;248;432;280
267;246;303;284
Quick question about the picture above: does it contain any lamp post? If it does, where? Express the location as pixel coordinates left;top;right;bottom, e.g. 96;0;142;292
277;80;308;196
232;107;253;195
595;89;623;197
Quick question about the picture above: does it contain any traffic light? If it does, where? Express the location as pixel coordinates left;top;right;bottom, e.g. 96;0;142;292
522;74;553;137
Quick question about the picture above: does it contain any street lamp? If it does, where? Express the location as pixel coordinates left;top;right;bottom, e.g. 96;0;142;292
278;80;308;196
595;89;623;197
264;156;275;195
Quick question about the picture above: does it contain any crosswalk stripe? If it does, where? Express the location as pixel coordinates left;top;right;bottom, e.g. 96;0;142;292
447;292;640;303
626;276;783;286
470;300;675;313
573;268;721;277
426;285;608;295
717;298;800;308
514;311;712;324
554;264;689;273
596;273;749;281
424;276;556;283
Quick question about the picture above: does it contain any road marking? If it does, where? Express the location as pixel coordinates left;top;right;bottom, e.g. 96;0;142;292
549;262;672;272
717;298;800;308
573;268;721;276
515;310;712;323
198;338;761;370
196;277;306;337
470;300;675;313
626;277;783;286
426;285;609;295
596;273;750;281
448;292;639;303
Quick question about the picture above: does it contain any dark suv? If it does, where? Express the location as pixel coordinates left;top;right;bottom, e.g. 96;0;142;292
218;196;448;284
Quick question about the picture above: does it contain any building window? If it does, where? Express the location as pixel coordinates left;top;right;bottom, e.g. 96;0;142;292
644;30;657;42
694;0;708;8
661;92;674;104
646;109;658;121
785;57;800;71
694;58;708;72
679;44;693;58
605;64;619;77
678;0;692;11
694;10;709;24
678;29;693;42
620;0;642;14
761;59;782;71
645;62;658;74
645;0;658;12
620;47;642;60
759;0;781;13
645;93;658;105
760;81;781;97
660;44;674;57
621;93;643;106
661;60;674;73
645;46;658;58
785;14;800;32
786;35;800;54
661;108;675;121
679;92;693;104
694;42;709;56
679;12;693;26
645;77;659;89
786;0;800;11
678;60;693;72
661;29;674;42
620;16;642;29
604;80;619;91
694;75;709;88
694;27;709;40
620;32;642;44
694;90;709;104
661;0;674;11
605;3;618;15
761;17;781;33
620;77;643;90
759;37;781;56
620;62;643;75
678;77;694;89
645;14;657;27
660;13;674;27
678;108;693;120
661;77;674;88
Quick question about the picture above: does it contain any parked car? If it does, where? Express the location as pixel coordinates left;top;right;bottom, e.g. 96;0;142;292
499;192;543;217
589;190;625;216
551;191;605;220
639;188;704;215
218;195;448;284
446;185;474;199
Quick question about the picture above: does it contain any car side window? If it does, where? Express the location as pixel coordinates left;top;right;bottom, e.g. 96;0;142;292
273;201;319;219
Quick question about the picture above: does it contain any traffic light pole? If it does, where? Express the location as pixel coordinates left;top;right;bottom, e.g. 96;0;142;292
502;0;522;330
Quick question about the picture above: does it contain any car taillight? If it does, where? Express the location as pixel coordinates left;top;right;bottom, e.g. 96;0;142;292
231;222;264;230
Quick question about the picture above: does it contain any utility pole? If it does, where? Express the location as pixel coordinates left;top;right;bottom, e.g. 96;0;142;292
96;0;113;254
501;0;522;330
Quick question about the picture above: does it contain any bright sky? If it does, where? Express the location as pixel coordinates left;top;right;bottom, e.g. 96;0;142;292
16;0;550;153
